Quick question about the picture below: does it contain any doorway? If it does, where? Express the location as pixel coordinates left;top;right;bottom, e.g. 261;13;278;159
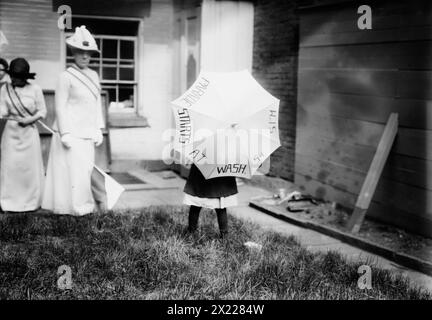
172;3;201;178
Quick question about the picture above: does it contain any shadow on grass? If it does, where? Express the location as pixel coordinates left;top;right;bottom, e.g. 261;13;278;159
0;206;430;300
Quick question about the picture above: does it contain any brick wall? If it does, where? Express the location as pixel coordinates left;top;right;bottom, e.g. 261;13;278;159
252;0;299;181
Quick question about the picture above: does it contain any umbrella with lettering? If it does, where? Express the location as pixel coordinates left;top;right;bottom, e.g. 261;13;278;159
171;70;280;179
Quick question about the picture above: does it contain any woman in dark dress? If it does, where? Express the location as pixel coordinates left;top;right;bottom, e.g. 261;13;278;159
183;163;238;238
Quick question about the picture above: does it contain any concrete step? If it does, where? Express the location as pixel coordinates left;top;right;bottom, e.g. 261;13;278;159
110;159;171;172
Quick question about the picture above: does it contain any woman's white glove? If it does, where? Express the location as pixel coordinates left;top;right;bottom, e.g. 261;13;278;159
61;133;73;148
94;129;103;147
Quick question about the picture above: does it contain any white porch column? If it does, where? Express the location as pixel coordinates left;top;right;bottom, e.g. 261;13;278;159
200;0;254;72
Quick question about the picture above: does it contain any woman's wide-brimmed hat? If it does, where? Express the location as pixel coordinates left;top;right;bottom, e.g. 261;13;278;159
7;57;35;79
66;25;100;53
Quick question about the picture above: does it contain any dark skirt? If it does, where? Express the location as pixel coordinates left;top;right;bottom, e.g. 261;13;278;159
184;164;238;198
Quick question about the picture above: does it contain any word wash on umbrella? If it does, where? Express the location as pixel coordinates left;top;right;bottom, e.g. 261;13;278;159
216;164;248;175
181;77;210;107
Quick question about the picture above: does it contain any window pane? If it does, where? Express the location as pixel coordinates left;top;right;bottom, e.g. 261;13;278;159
103;39;117;59
120;40;134;60
106;85;135;113
119;67;134;81
104;87;117;103
118;85;134;109
102;66;117;80
104;86;120;113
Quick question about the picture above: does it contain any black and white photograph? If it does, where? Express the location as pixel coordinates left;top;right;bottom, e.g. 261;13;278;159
0;0;431;309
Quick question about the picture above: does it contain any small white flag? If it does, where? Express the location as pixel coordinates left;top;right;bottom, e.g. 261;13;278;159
91;166;125;210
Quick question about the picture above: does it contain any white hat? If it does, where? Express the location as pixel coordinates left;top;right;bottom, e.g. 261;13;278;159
66;25;99;53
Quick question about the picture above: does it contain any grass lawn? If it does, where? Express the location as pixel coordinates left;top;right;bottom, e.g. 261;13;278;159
0;206;430;300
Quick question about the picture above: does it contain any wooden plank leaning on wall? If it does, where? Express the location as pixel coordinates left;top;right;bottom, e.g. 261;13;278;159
346;113;399;233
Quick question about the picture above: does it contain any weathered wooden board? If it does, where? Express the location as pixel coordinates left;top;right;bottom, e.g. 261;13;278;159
297;112;432;160
296;133;376;172
300;42;432;70
301;14;432;36
300;1;432;47
296;153;432;192
300;0;431;24
299;69;397;98
296;111;385;147
298;92;432;130
301;27;432;47
346;113;398;233
299;69;432;100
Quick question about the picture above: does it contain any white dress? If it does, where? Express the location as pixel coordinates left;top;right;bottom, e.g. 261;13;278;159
0;83;46;212
42;65;104;216
183;194;238;209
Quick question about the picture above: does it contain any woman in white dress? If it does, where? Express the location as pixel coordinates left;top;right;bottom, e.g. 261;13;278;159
42;26;104;216
0;58;46;212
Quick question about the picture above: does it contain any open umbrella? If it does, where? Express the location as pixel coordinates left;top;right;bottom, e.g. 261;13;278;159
171;70;280;179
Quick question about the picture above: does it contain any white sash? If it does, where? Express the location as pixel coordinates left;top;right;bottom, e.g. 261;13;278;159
66;66;101;100
5;83;35;117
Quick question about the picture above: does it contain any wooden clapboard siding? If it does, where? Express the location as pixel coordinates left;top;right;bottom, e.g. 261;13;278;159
300;27;432;47
297;112;432;160
300;69;432;99
297;133;376;172
296;0;432;237
296;153;432;192
300;1;432;46
296;154;432;216
300;41;432;70
299;93;432;130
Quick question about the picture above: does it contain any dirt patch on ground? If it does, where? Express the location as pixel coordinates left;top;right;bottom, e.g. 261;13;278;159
257;196;432;264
